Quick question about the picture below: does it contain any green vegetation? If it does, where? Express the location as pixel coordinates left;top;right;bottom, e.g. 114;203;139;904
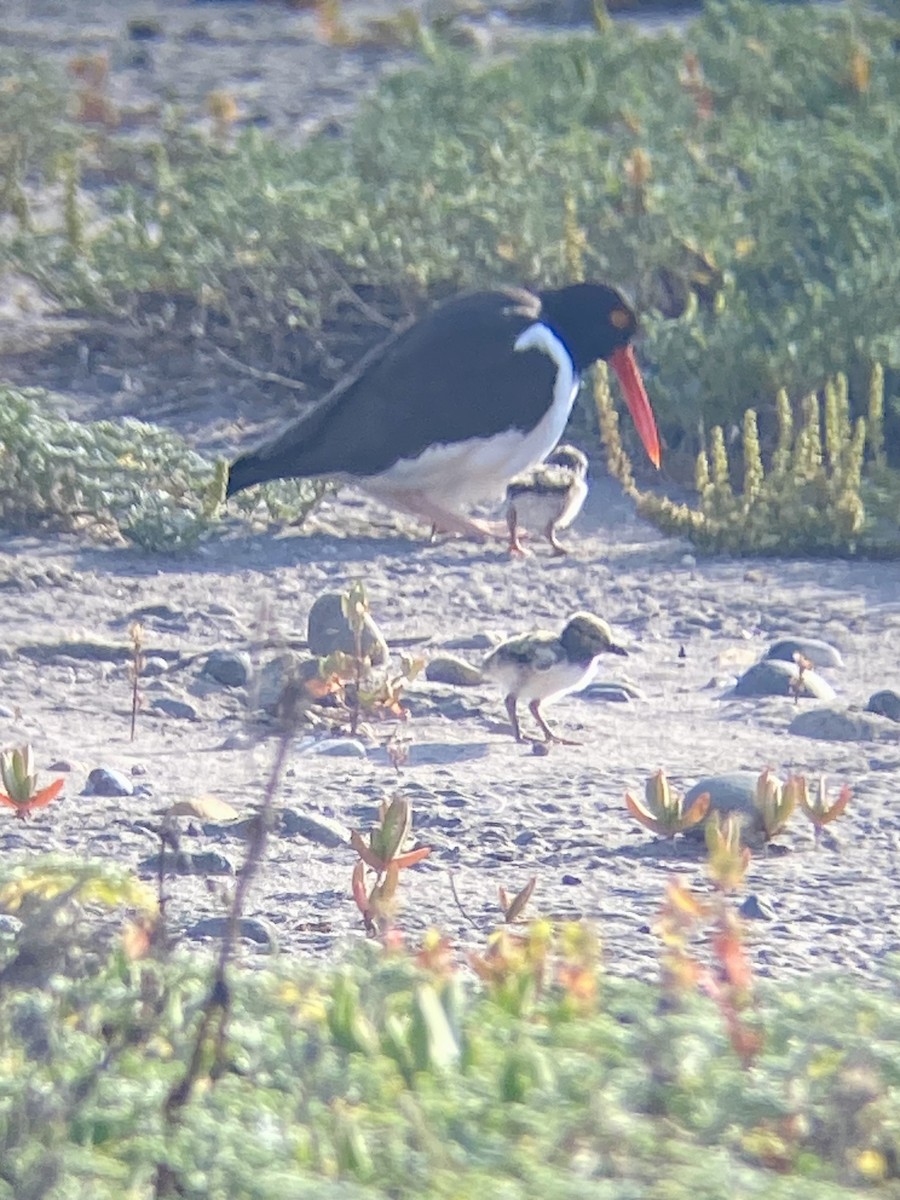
595;363;900;555
2;0;899;553
1;852;900;1200
0;384;323;551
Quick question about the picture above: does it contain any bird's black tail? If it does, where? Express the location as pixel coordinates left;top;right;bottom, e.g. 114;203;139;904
226;451;280;498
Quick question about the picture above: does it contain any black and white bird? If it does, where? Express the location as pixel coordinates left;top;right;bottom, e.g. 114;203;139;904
226;282;660;540
482;612;628;745
504;443;589;557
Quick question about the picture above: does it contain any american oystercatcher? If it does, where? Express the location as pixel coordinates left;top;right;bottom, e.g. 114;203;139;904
482;612;628;745
504;442;589;557
226;282;660;539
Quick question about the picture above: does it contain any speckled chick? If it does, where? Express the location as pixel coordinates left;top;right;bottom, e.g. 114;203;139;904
482;611;627;744
505;443;588;557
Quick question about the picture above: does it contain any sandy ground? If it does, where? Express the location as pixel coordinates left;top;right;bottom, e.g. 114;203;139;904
2;0;899;985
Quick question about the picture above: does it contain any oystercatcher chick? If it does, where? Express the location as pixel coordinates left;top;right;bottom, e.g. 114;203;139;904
226;282;660;540
482;612;627;745
505;443;588;557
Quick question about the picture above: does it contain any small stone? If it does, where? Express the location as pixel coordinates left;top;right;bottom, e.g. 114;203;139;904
440;633;498;651
561;874;581;886
280;810;347;848
0;705;14;718
138;851;235;876
83;767;134;797
789;707;900;743
307;592;389;665
127;18;163;39
739;895;777;921
48;759;75;772
731;659;836;701
764;637;844;669
202;649;251;688
368;741;489;766
425;655;483;687
683;772;764;840
186;916;273;945
142;656;170;677
149;696;199;721
867;689;900;722
578;682;641;703
299;738;367;759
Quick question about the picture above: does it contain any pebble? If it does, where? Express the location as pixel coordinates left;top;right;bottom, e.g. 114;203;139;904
440;633;498;651
149;696;200;721
579;683;640;704
788;707;900;743
731;659;836;701
739;895;777;921
298;738;367;759
82;767;134;797
367;741;490;766
683;772;765;841
867;690;900;722
202;649;251;688
307;591;389;665
186;916;274;946
764;637;844;669
138;850;235;876
425;655;483;687
280;810;348;848
0;705;14;718
142;656;170;677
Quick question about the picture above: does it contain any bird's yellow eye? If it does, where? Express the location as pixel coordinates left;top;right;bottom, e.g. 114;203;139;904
610;308;631;330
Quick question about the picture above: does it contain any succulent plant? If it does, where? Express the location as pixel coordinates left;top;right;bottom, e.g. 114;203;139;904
625;770;710;838
0;745;64;819
787;774;852;845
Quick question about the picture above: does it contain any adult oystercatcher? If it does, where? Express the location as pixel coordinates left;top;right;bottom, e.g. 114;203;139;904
226;282;660;539
504;442;589;557
482;612;628;745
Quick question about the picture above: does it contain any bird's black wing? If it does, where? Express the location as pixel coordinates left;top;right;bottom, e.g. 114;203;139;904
228;289;566;491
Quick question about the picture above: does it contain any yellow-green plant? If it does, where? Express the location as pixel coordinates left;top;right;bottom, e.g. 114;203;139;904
598;367;900;558
625;769;710;838
752;768;796;841
351;796;431;935
705;812;752;892
786;774;852;846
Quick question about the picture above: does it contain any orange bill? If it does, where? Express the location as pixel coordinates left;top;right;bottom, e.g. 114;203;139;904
608;344;661;469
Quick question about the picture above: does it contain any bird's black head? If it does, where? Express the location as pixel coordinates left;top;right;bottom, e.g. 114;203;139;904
537;282;637;373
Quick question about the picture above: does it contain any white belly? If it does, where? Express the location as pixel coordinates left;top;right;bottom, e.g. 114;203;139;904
366;323;579;510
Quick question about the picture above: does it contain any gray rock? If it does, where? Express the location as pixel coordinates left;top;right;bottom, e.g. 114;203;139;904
731;659;836;701
186;916;274;946
683;772;765;840
298;737;367;759
739;894;777;921
867;689;900;722
765;637;844;669
579;680;643;703
307;592;389;666
0;704;14;718
149;696;199;721
425;655;483;687
368;741;489;766
257;652;301;715
789;707;900;743
280;809;347;848
202;649;251;688
440;633;498;651
142;656;170;677
83;766;134;797
139;851;235;876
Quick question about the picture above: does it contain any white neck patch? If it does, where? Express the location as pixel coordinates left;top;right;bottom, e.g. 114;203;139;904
513;320;580;458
